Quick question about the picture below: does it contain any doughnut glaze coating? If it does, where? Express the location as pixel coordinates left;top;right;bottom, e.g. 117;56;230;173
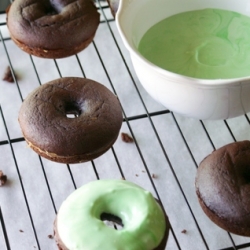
54;179;169;250
6;0;100;58
195;141;250;236
18;77;123;164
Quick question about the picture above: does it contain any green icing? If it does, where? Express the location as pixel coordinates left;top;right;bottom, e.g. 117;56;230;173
138;8;250;79
57;179;166;250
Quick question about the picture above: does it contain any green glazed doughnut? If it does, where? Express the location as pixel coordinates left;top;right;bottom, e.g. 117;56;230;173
54;179;169;250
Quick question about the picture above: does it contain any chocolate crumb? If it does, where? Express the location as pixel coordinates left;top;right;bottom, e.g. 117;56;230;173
19;230;24;233
181;229;187;234
121;133;134;143
2;66;15;83
152;174;157;179
48;234;53;239
135;174;139;177
0;170;7;186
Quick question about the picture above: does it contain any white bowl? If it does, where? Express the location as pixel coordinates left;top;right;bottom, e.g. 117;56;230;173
116;0;250;120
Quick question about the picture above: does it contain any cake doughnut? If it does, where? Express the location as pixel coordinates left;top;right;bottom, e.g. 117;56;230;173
18;77;123;164
6;0;100;58
195;141;250;236
54;179;169;250
107;0;119;17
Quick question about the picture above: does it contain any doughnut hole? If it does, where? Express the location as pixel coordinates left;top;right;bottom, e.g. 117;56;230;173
65;102;81;118
92;190;147;232
48;0;76;14
232;150;250;185
239;164;250;184
100;212;124;230
45;6;58;16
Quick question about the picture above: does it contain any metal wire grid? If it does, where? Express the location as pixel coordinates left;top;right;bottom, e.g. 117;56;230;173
0;1;250;249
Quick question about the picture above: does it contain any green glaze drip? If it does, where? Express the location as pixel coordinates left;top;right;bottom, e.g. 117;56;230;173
57;179;166;250
138;8;250;79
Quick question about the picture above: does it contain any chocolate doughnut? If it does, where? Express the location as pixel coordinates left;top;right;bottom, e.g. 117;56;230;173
6;0;100;58
18;77;123;164
195;141;250;236
54;179;170;250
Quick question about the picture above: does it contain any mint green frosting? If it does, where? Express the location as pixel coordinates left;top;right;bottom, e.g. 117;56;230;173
57;179;166;250
138;8;250;79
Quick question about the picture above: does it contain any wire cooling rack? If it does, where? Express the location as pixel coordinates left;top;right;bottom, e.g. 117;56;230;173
1;1;250;250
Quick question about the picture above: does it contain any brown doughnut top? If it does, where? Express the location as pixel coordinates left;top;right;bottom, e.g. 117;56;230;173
6;0;100;58
18;77;123;164
107;0;119;17
195;140;250;236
